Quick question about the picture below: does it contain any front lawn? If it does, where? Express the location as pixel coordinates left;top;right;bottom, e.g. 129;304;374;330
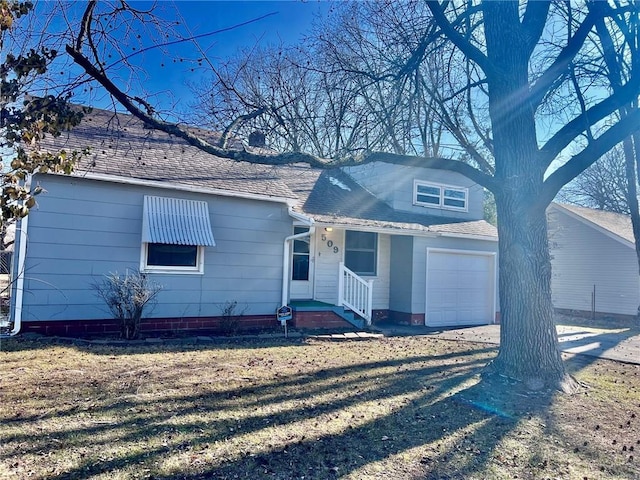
0;336;638;479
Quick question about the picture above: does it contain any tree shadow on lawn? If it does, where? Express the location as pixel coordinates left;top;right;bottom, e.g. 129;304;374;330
1;341;564;480
0;334;310;354
555;326;640;372
0;347;496;450
181;386;534;480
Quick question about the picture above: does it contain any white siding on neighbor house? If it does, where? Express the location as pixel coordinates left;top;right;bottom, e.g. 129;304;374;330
21;174;293;322
548;208;639;316
313;228;390;310
342;163;484;221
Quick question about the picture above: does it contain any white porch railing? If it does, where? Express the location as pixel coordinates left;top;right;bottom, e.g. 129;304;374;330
338;262;374;325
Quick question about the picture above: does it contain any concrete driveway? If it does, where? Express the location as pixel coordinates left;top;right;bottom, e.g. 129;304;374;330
374;323;640;365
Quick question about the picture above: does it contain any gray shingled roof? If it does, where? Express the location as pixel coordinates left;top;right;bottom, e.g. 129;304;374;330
552;203;634;244
47;108;296;200
42;108;497;239
276;164;497;238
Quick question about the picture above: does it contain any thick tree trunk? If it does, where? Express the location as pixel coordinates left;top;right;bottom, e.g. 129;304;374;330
625;132;640;320
490;194;576;392
479;2;578;393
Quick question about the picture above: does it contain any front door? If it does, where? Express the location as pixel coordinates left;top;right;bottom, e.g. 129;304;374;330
290;226;314;299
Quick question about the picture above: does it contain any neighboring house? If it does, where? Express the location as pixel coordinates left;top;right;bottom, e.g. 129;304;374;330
9;109;498;336
0;224;14;275
548;203;639;318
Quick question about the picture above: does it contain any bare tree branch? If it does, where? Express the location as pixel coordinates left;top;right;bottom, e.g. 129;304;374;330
75;0;96;51
540;107;640;207
520;1;551;57
67;40;496;189
528;7;600;110
539;78;640;166
364;151;495;190
219;107;266;148
426;1;491;74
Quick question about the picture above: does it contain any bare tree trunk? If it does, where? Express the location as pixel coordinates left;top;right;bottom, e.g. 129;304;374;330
490;195;574;391
477;2;576;392
624;131;640;319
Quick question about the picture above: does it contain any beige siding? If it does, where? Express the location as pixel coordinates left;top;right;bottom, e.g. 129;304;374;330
313;229;390;310
313;228;343;304
548;208;639;316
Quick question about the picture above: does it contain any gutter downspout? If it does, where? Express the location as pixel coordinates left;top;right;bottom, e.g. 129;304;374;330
2;174;31;337
0;208;29;338
282;208;314;307
7;214;28;336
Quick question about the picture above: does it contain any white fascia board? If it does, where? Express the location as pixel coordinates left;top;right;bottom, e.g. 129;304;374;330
312;221;438;238
289;208;314;226
436;232;499;242
58;171;297;206
549;203;635;249
312;221;497;241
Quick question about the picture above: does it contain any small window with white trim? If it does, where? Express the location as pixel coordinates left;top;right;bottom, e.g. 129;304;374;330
140;196;215;274
414;180;468;211
145;243;202;271
345;230;377;276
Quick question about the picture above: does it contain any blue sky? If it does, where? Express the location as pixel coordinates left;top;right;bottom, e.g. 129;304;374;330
47;1;333;116
149;1;332;113
174;1;329;53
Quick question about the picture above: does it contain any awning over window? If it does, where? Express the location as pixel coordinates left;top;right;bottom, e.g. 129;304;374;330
142;196;215;246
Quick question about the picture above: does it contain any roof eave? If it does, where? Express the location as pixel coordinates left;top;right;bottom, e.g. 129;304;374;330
435;232;499;242
51;171;298;206
549;203;635;249
311;220;497;240
289;208;314;226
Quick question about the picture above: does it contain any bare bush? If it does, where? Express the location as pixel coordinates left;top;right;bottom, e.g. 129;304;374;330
218;300;248;336
93;270;162;340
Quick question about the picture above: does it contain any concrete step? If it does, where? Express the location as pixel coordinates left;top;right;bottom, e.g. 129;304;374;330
332;306;365;329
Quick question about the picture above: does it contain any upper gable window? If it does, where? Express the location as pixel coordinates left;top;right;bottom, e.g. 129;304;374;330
414;180;468;212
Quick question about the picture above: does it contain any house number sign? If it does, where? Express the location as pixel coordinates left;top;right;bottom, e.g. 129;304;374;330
321;234;339;254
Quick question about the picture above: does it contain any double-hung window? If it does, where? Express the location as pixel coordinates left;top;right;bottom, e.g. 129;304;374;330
344;230;377;276
414;180;468;211
141;196;215;274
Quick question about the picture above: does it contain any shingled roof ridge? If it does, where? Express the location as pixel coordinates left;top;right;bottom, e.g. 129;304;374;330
551;202;634;245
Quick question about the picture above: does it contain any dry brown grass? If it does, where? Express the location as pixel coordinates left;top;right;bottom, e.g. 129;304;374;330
0;335;638;479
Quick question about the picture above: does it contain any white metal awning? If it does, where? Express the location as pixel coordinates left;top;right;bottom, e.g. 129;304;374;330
142;196;215;246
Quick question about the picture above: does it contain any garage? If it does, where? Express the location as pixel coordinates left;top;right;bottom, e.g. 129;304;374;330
426;248;496;327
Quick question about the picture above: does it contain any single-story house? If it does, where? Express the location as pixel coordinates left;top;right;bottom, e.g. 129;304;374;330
8;109;498;337
547;203;639;318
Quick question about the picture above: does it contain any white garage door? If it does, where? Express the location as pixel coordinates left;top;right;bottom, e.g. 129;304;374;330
426;249;495;327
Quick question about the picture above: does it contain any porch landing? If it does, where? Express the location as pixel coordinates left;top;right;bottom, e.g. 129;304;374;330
289;300;335;308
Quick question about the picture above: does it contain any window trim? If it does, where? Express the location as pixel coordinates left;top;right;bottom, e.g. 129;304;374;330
291;226;311;281
140;242;205;275
344;230;378;277
413;180;468;212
